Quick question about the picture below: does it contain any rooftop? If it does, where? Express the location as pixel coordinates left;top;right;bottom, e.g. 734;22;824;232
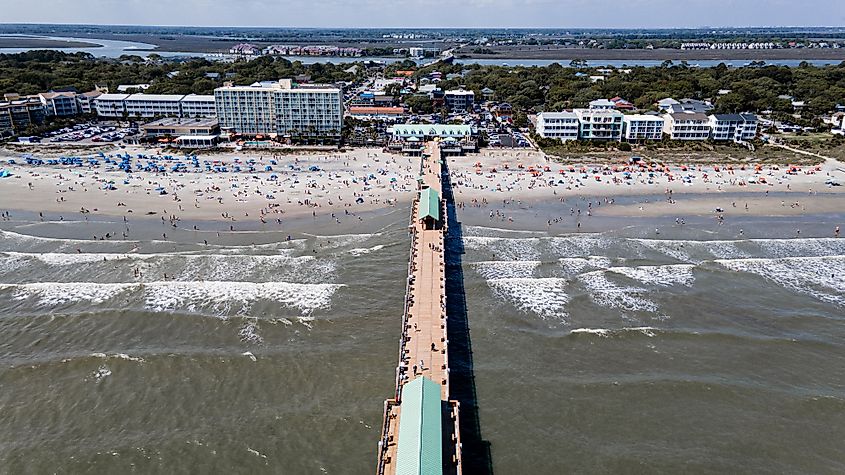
141;117;220;128
394;377;443;475
125;94;188;102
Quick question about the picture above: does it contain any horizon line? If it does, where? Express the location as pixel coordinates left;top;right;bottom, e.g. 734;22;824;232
1;22;844;30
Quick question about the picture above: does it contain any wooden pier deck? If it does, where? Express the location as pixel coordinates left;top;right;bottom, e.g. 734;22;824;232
376;141;462;475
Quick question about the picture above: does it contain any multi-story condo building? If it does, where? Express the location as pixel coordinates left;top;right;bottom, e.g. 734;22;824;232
622;115;665;141
662;112;711;140
0;96;47;137
536;112;580;141
179;94;217;118
444;89;475;112
95;93;130;118
75;90;102;115
588;99;615;110
709;113;758;142
214;79;342;139
39;92;79;117
574;109;624;141
95;94;217;119
124;94;184;118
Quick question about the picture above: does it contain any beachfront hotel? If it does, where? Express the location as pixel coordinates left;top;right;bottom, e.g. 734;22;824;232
710;113;759;142
0;95;46;137
622;115;665;141
662;111;712;140
214;79;343;139
94;94;217;119
536;112;580;141
574;109;624;141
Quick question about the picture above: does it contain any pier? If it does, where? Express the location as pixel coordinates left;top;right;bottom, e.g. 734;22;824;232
376;141;463;474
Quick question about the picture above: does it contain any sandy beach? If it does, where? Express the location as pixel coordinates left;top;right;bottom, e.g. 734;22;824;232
1;145;844;234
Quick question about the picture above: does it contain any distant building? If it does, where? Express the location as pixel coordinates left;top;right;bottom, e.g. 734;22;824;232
116;83;151;93
574;109;624;141
0;96;46;137
444;89;475;112
179;94;217;118
39;91;79;117
76;90;102;115
481;87;495;101
610;96;635;111
95;94;217;119
214;79;342;139
94;93;131;118
622;115;664;141
588;99;616;110
669;99;714;114
124;94;184;118
536;112;579;141
140;117;220;148
229;43;260;56
710;113;758;142
347;106;406;121
662;112;711;140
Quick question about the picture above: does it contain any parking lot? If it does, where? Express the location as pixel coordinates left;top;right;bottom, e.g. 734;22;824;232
20;122;138;145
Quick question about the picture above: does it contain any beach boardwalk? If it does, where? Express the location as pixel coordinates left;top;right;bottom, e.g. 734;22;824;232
376;141;462;474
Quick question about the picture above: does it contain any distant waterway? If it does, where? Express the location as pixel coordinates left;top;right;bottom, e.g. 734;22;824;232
0;35;842;68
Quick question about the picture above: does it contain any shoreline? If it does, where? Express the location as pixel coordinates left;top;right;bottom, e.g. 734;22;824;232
1;146;842;236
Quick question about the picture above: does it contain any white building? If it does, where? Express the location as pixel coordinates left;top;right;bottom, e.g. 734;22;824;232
588;99;615;110
622;115;665;141
574;109;624;141
116;84;150;93
94;93;130;118
39;92;79;117
710;113;758;142
662;112;711;140
214;79;342;139
124;94;184;118
536;112;579;141
444;89;475;112
76;90;102;114
179;94;217;118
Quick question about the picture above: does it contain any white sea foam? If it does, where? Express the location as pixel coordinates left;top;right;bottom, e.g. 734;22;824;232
238;320;263;344
463;225;546;237
578;271;658;313
487;277;570;320
608;264;696;287
570;326;659;337
547;234;612;257
6;280;343;315
462;236;542;261
348;245;386;256
472;260;541;280
558;256;612;275
752;238;845;258
90;352;144;363
143;281;343;315
3;251;157;266
91;365;111;382
304;232;382;249
717;256;845;306
11;282;136;306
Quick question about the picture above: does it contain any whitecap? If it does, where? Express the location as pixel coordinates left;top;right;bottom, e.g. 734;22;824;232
578;271;658;313
487;277;570;320
717;255;845;306
608;264;696;287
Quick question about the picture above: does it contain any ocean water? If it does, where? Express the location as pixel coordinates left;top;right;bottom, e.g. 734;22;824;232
2;210;845;473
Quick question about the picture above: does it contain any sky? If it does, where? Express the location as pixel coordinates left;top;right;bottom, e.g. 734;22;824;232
1;0;844;28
